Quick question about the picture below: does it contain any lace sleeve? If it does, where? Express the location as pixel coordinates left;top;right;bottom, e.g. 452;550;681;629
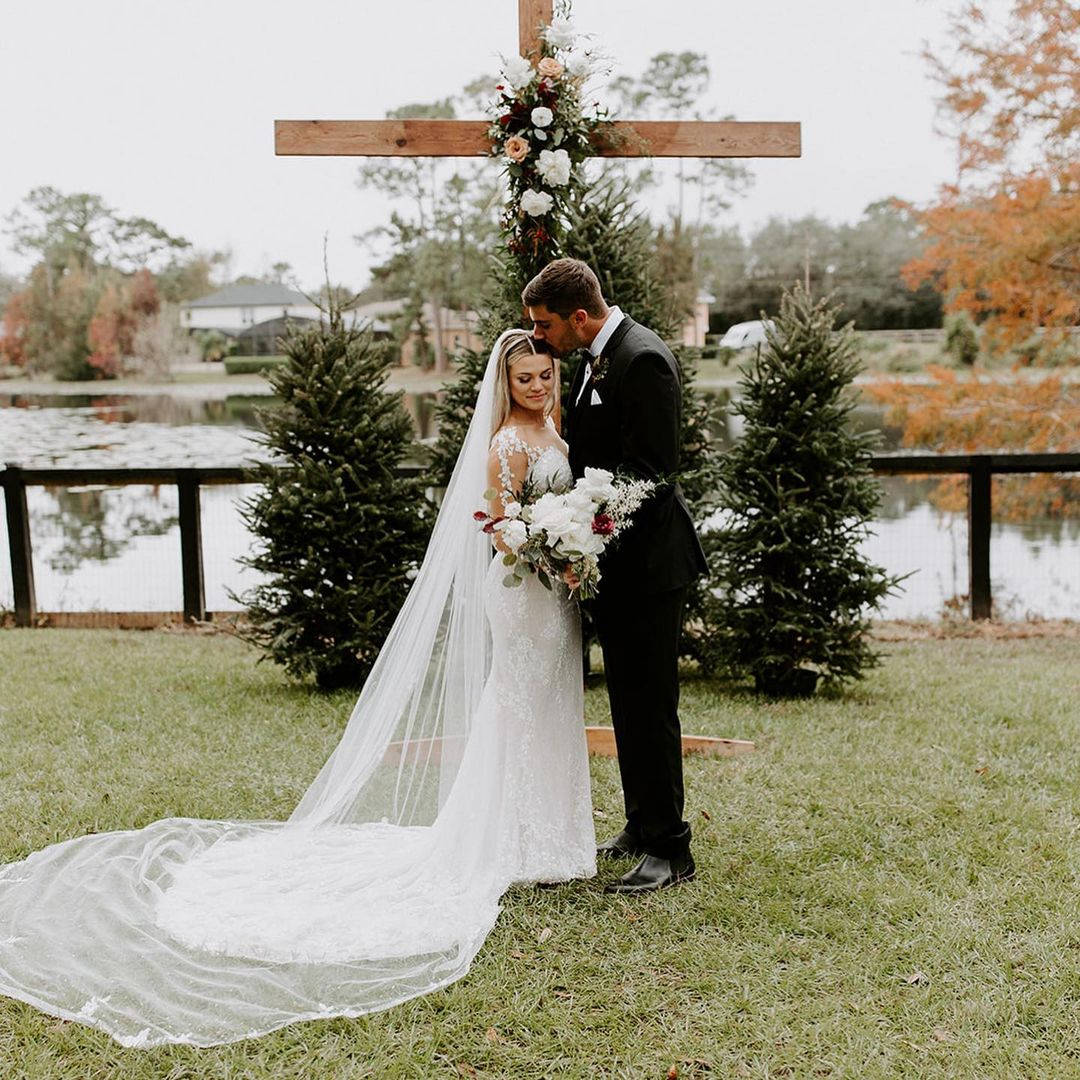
487;427;531;510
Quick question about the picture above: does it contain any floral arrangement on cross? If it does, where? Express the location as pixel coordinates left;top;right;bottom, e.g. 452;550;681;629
487;1;607;282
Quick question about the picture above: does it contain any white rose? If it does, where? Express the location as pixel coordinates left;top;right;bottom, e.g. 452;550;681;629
529;498;579;544
520;188;554;216
564;486;597;514
577;467;616;499
530;106;554;128
499;519;528;553
537;148;572;186
543;17;575;50
557;524;605;556
503;500;522;519
501;55;534;90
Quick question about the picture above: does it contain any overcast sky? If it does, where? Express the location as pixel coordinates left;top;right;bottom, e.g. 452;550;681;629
1;0;967;292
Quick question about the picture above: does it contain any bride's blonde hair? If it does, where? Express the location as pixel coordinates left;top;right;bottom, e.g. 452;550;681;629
490;330;558;436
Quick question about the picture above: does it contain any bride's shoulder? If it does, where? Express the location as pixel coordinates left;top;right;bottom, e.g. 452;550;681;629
489;424;539;455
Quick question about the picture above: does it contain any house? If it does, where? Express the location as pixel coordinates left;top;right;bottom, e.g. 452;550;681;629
351;299;484;367
180;283;323;334
680;291;716;347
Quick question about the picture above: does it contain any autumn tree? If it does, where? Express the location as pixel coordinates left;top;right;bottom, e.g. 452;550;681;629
2;188;192;378
867;367;1080;521
903;0;1080;354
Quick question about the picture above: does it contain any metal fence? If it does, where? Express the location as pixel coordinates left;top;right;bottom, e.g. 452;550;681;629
3;454;1078;627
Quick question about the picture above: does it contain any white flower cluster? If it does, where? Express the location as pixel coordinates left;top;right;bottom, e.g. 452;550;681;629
501;54;534;90
481;468;655;600
520;188;554;216
542;16;576;50
537;147;571;186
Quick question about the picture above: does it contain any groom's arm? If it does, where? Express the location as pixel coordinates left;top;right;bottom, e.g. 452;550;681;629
617;351;681;484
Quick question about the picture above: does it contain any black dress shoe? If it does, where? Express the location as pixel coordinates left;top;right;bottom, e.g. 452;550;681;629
604;853;696;893
596;829;646;860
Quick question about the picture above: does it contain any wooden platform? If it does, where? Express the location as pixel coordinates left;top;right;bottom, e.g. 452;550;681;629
586;726;754;758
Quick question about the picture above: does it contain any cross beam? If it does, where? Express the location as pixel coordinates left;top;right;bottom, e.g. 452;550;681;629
273;0;801;162
274;119;801;158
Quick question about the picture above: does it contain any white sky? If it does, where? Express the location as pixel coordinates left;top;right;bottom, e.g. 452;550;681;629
0;0;965;292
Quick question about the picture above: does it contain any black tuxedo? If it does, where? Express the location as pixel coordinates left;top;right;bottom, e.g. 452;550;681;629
564;314;707;861
565;316;707;594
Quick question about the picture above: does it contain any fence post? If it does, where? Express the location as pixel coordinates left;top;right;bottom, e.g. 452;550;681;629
3;465;38;627
177;471;206;622
968;458;992;620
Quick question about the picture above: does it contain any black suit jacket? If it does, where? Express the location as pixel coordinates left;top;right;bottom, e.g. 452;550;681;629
565;315;708;596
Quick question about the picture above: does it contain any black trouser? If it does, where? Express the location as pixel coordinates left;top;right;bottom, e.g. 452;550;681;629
592;584;691;861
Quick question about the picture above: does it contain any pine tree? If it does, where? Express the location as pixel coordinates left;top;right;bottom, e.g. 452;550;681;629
235;309;431;690
428;174;710;486
699;287;902;695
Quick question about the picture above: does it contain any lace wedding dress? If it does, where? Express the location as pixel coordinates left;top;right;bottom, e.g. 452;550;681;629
0;331;594;1047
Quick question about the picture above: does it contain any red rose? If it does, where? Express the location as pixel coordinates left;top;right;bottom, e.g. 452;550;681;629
499;114;513;127
592;513;615;536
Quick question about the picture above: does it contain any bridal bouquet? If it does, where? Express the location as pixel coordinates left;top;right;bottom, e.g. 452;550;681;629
474;468;654;600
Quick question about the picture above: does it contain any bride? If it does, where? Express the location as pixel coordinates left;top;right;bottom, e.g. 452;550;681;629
0;328;595;1047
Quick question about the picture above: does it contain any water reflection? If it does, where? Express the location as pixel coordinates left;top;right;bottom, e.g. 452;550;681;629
34;486;177;574
0;389;1076;619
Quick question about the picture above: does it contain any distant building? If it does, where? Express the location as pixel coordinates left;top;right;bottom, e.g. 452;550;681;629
180;284;323;334
680;291;716;347
351;299;483;367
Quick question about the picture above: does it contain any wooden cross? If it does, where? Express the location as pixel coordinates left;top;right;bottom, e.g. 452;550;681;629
275;0;801;161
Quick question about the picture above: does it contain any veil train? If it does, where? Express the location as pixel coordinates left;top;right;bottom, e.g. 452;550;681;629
0;330;533;1047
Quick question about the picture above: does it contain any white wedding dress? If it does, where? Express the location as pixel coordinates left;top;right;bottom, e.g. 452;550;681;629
0;331;595;1047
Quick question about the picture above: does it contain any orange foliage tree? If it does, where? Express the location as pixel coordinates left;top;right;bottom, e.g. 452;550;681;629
87;269;160;377
867;367;1080;520
903;0;1080;354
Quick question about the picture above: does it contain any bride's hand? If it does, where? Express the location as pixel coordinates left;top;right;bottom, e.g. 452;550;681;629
561;566;581;589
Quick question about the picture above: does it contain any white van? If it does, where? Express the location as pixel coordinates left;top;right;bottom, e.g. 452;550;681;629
719;319;774;350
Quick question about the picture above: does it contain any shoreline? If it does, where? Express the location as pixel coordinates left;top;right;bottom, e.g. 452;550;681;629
2;365;1076;400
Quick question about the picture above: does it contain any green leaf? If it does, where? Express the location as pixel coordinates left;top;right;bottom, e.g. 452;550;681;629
502;553;517;566
503;574;523;588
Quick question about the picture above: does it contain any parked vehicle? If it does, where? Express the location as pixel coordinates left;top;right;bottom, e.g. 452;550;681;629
719;319;774;350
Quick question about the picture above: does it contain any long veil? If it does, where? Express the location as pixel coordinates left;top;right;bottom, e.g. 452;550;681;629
0;330;526;1047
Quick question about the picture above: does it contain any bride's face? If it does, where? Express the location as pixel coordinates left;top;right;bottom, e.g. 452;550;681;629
508;354;555;415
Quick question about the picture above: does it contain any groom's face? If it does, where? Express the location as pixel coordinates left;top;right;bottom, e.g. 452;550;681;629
527;305;586;358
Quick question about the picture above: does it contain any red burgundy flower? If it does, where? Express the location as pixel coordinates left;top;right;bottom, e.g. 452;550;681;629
592;513;615;536
473;510;488;522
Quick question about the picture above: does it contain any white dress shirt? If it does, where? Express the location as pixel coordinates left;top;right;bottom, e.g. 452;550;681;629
575;305;623;406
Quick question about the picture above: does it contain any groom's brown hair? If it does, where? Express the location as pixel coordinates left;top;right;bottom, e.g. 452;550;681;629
522;259;606;318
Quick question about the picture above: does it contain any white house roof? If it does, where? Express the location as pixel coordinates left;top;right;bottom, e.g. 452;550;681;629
182;284;312;309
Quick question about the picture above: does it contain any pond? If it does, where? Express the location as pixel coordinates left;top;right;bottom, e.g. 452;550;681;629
1;388;1077;620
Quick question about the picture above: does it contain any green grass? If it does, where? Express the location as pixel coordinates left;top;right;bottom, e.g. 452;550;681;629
1;629;1079;1078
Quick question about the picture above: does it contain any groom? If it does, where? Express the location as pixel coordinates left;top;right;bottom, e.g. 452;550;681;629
523;259;708;894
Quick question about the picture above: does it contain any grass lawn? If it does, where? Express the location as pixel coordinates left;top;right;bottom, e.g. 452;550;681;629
1;629;1078;1078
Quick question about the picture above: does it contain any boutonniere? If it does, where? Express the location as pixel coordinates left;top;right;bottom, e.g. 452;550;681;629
590;351;611;388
